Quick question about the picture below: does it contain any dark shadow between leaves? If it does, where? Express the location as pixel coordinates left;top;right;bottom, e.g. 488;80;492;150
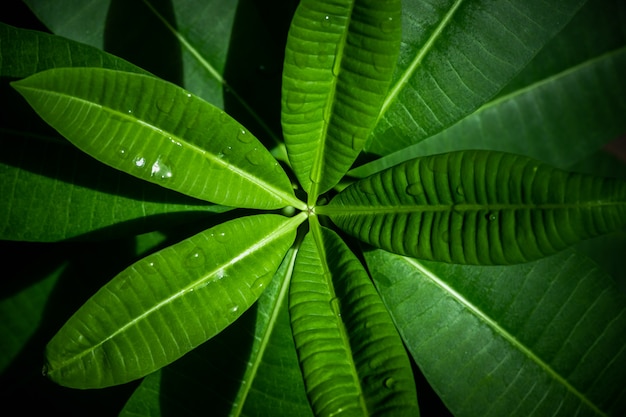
157;305;257;417
222;0;298;148
104;0;182;86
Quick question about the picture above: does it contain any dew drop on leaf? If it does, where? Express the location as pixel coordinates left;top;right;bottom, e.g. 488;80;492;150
212;231;228;243
383;377;396;389
330;297;342;318
229;305;239;314
134;156;146;168
237;128;253;143
118;147;129;159
456;185;464;196
151;156;173;180
184;247;206;269
136;260;158;275
406;183;423;197
156;96;174;113
321;15;331;28
286;91;306;111
486;212;497;222
380;17;395;34
246;148;264;165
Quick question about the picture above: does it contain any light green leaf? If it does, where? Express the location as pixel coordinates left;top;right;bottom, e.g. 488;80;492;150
289;221;418;416
366;249;626;416
322;151;626;264
281;0;401;200
367;0;586;155
120;247;313;417
0;135;229;242
44;213;306;388
12;68;305;210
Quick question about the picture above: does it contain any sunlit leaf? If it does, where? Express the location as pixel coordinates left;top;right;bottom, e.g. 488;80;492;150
323;151;626;264
281;0;401;199
44;213;306;388
366;249;626;416
12;68;304;210
290;222;418;416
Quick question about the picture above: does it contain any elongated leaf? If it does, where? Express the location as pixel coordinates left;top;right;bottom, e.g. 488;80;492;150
44;213;306;388
120;247;313;417
322;151;626;264
366;249;626;416
367;0;586;155
290;222;418;416
281;0;401;199
12;68;304;210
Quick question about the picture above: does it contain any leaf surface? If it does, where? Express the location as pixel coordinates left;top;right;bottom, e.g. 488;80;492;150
44;213;306;388
322;151;626;264
289;221;418;416
12;68;304;210
281;0;401;200
366;249;626;416
367;0;586;155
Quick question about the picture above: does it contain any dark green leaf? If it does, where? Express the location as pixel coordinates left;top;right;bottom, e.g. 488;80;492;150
366;249;626;416
281;0;401;200
290;222;418;416
367;0;586;155
44;213;306;388
323;151;626;264
12;68;304;210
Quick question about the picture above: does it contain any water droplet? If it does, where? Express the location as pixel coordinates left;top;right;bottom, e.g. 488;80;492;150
384;377;396;389
485;212;497;222
286;91;306;111
136;260;158;275
134;156;146;168
237;128;253;143
246;148;263;165
118;147;129;159
406;183;423;197
156;96;174;113
127;109;133;114
380;17;395;34
251;277;265;292
330;297;342;317
215;268;226;280
321;15;331;28
212;231;228;243
456;185;464;196
184;247;206;268
151;156;173;180
372;53;387;73
293;51;309;69
221;146;233;156
229;305;240;314
351;129;368;151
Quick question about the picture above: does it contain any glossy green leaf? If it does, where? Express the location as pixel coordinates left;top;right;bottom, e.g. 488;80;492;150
366;249;626;416
367;0;586;155
0;135;229;241
44;213;306;388
120;247;313;417
322;151;626;264
281;0;401;200
12;68;304;210
289;222;418;416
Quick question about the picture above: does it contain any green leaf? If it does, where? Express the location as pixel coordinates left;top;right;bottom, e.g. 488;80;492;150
281;0;401;200
321;151;626;264
289;221;418;416
0;135;229;242
12;67;305;210
0;22;146;77
366;249;626;416
367;0;586;155
44;213;306;388
120;247;313;417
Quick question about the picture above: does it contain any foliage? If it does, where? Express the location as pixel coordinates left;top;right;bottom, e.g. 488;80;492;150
2;0;626;416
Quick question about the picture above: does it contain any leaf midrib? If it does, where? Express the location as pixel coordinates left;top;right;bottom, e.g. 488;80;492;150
319;201;626;216
50;213;306;374
378;0;465;120
403;255;606;416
